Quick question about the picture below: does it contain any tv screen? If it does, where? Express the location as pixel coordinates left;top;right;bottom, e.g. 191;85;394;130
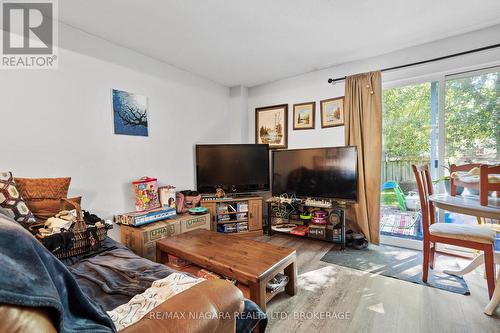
196;144;270;194
272;146;358;201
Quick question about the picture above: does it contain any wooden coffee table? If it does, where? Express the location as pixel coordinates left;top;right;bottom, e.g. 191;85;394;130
156;229;297;311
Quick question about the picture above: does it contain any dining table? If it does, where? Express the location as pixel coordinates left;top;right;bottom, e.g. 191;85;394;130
428;193;500;315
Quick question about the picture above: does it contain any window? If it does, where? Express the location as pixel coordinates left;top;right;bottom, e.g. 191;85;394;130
380;67;499;250
445;70;499;166
380;81;438;241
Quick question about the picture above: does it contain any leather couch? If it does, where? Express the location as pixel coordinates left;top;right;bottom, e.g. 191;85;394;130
0;279;244;333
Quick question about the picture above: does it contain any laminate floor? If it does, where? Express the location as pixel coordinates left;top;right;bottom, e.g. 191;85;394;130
254;234;500;333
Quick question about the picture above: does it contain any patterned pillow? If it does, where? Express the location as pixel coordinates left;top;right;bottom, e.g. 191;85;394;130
0;172;37;227
14;177;71;200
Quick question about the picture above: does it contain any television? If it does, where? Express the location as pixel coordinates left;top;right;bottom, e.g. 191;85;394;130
196;144;270;194
272;146;358;201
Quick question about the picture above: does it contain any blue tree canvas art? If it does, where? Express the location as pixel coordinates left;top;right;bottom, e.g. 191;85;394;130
112;89;149;136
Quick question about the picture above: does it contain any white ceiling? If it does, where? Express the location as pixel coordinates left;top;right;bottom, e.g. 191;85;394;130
59;0;500;87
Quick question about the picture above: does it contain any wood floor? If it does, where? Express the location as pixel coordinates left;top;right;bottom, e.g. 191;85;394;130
254;234;500;333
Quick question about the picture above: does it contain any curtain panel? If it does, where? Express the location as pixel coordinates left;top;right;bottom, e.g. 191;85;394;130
344;71;382;244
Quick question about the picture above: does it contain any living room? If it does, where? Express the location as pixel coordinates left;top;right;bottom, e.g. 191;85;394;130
0;1;499;332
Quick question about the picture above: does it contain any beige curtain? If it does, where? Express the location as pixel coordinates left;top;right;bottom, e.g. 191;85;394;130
344;71;382;245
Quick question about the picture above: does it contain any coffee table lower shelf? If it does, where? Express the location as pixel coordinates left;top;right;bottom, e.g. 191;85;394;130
165;262;287;305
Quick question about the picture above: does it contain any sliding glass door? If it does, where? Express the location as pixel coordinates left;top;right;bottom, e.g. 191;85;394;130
445;69;499;166
380;81;438;248
380;66;499;250
437;69;500;254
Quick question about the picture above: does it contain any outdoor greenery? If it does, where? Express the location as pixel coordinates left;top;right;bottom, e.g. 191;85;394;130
382;82;431;160
382;72;499;163
445;72;499;162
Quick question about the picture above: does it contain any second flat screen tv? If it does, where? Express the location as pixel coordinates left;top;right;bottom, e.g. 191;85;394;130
196;144;270;194
272;146;358;201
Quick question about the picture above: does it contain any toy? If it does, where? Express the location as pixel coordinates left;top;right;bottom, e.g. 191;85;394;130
381;181;407;211
405;191;420;210
159;185;177;209
133;177;160;211
299;212;312;220
175;190;202;214
188;207;208;215
290;225;309;236
215;187;226;198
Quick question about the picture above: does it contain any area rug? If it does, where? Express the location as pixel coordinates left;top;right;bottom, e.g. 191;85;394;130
380;212;421;240
320;244;470;295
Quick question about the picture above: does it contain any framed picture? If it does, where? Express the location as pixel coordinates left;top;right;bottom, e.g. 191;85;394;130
112;89;149;136
293;102;315;130
320;97;344;128
255;104;288;149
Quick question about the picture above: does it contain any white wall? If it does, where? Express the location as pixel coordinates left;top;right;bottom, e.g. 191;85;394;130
229;85;249;143
0;24;237;239
247;24;500;149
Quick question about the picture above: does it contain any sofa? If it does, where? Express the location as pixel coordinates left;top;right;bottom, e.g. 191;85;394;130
0;212;266;333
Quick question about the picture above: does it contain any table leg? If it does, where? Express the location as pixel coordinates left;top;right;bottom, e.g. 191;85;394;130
249;281;267;312
284;261;297;296
443;254;484;276
484;253;500;315
156;247;168;264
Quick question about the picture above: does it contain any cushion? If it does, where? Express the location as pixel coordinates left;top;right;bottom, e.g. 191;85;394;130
429;223;496;244
0;172;36;227
14;177;71;200
26;196;82;221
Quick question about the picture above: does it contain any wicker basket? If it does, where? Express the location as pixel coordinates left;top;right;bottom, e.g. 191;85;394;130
53;225;108;259
30;198;109;259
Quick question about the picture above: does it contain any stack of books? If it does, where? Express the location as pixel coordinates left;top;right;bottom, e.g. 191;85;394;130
114;207;176;227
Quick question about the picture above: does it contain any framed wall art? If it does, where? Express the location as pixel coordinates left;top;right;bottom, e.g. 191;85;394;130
320;97;344;128
293;102;315;130
255;104;288;149
112;89;149;136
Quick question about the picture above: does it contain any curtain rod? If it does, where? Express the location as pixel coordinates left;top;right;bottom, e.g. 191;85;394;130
327;43;500;84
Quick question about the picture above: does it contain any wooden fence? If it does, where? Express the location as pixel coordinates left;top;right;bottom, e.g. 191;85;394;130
381;158;430;185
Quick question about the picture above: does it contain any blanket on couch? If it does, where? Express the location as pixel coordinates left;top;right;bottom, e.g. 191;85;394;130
108;272;203;330
0;212;116;332
63;238;177;311
0;211;267;332
64;239;267;332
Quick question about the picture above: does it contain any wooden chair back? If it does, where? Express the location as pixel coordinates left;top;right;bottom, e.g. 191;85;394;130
480;164;500;205
412;164;436;238
449;163;482;196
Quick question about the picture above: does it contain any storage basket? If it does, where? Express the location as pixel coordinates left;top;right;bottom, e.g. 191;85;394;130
29;198;110;259
53;225;108;259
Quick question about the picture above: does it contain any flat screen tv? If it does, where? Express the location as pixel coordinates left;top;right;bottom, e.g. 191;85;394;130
196;144;270;194
272;146;358;201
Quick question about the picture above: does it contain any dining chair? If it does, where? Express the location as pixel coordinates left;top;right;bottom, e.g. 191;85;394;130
450;163;500;206
479;164;500;206
449;163;482;196
412;164;497;299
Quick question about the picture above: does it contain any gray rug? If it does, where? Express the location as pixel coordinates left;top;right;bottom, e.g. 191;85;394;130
320;244;470;295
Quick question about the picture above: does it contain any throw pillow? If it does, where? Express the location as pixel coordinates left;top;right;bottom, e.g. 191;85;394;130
26;196;82;221
0;172;37;226
14;177;71;200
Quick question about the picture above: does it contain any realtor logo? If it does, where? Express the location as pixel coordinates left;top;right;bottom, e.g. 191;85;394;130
1;0;58;69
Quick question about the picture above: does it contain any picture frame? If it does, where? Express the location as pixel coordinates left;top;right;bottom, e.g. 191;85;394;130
293;102;315;130
320;97;344;128
112;89;149;136
255;104;288;149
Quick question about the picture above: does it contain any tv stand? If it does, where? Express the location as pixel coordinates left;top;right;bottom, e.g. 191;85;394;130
201;196;263;237
228;193;259;199
266;197;350;249
201;193;259;201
